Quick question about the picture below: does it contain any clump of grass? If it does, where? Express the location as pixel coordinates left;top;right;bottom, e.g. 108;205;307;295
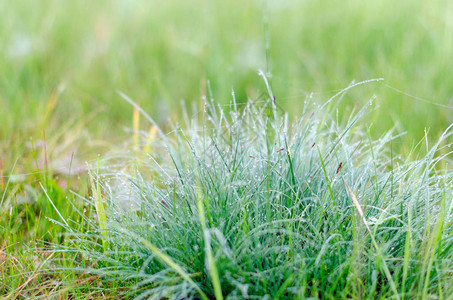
57;85;453;299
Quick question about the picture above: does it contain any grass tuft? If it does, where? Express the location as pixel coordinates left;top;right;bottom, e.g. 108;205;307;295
55;90;453;299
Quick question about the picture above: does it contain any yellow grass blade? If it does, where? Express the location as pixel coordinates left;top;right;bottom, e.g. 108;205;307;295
133;106;140;150
87;164;109;251
343;178;400;299
143;125;158;154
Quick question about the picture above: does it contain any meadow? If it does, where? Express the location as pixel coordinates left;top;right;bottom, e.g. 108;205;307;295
1;0;453;298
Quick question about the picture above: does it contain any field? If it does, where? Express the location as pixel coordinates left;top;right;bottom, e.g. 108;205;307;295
2;0;453;298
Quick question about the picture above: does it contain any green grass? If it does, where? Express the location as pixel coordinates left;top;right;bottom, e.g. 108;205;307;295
1;0;453;298
52;92;453;298
1;0;453;156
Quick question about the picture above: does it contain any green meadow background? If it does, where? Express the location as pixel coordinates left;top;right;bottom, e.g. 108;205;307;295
1;0;453;296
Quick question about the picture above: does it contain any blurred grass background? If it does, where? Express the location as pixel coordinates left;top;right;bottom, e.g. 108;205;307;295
1;0;453;296
2;0;453;161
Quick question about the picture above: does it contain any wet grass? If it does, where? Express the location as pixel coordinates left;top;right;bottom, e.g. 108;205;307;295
1;0;453;298
57;92;453;298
